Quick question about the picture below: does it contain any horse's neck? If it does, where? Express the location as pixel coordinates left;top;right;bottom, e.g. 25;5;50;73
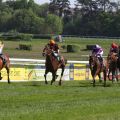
48;54;59;70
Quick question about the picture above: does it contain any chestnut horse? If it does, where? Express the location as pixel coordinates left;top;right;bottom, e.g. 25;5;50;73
107;53;118;82
89;55;107;87
0;54;10;83
43;46;67;85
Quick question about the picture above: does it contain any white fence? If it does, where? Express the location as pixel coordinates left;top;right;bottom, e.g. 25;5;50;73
10;58;89;64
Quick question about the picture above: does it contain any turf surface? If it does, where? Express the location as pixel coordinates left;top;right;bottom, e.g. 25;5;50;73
0;80;120;120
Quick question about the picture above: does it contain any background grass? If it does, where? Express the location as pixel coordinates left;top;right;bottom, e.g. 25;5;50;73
3;37;120;61
1;37;120;120
0;80;120;120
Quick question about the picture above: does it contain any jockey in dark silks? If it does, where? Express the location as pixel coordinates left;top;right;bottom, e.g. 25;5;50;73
109;43;119;54
43;39;62;63
92;44;104;64
109;43;120;69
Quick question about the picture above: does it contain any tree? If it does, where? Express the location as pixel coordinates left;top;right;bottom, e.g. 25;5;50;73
49;0;70;17
45;14;63;34
28;0;34;8
10;9;45;33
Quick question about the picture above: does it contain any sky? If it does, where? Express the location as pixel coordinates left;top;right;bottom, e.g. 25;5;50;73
34;0;75;7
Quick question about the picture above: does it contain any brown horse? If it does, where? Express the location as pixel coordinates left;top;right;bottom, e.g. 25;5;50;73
107;53;118;82
89;55;107;87
43;46;67;85
0;54;10;83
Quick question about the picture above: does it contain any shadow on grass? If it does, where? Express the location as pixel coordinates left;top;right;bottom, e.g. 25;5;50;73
23;80;114;88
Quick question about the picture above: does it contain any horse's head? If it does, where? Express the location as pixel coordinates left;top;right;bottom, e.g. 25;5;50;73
111;53;118;61
89;55;100;70
107;53;118;63
43;46;52;56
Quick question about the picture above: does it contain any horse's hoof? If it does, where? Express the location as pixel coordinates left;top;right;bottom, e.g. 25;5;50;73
45;81;48;84
59;82;62;86
56;75;59;79
8;81;10;84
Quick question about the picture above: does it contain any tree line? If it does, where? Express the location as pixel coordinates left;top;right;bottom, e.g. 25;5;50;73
0;0;120;37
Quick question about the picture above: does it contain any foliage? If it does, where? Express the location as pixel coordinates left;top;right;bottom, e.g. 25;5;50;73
19;44;32;51
0;0;120;36
45;14;63;34
67;44;80;52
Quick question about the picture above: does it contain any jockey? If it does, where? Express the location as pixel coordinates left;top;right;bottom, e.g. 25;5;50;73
109;43;119;54
92;44;103;63
43;39;61;61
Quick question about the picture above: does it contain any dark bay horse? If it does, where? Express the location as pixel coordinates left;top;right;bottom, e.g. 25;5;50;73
0;54;10;83
89;55;107;87
43;47;67;85
107;53;118;82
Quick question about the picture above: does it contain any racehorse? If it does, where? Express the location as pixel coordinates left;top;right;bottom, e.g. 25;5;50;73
89;55;107;87
107;53;118;82
0;54;10;83
43;46;67;85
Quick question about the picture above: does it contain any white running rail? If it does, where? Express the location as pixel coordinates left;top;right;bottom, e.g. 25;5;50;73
10;58;89;64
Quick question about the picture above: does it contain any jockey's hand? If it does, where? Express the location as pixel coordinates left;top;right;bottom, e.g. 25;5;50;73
42;53;45;56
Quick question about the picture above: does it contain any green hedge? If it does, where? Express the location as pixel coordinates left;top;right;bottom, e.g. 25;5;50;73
67;45;80;52
19;44;32;51
1;33;33;41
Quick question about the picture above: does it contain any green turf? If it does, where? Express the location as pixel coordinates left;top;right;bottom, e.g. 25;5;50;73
3;37;120;61
0;80;120;120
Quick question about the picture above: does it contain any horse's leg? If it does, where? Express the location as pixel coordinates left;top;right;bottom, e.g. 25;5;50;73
92;77;96;87
93;68;100;87
103;69;106;87
0;72;2;80
51;72;56;85
112;70;115;83
107;69;111;81
115;68;119;82
59;67;65;86
6;66;10;84
44;70;48;84
92;72;96;87
98;73;102;83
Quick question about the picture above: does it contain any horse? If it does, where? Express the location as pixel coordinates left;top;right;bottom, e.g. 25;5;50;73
107;53;118;82
43;46;67;85
89;55;107;87
0;54;10;83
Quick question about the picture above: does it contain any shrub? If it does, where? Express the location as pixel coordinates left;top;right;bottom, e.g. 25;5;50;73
67;45;80;52
61;45;66;49
19;44;32;51
86;45;96;50
18;33;33;41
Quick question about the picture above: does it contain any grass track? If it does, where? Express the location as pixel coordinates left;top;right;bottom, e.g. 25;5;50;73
0;80;120;120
